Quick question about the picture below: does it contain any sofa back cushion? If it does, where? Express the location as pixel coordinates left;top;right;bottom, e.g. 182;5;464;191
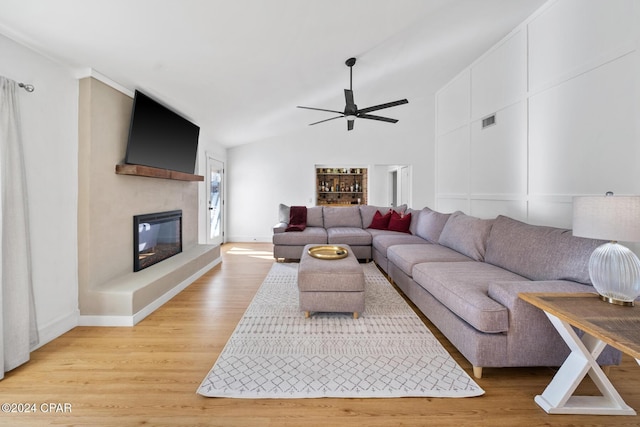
324;206;362;228
438;212;494;261
406;208;421;235
307;206;324;227
484;215;604;284
415;207;451;243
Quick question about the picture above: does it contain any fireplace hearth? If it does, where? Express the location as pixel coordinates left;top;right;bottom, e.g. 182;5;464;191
133;210;182;272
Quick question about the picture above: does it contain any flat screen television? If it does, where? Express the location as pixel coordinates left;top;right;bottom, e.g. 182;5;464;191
125;90;200;174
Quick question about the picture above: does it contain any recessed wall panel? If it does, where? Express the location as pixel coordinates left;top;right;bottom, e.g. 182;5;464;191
529;53;639;196
470;102;527;196
471;29;527;119
436;126;469;195
528;0;635;91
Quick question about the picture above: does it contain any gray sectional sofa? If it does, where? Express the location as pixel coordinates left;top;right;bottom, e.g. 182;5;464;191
273;204;621;378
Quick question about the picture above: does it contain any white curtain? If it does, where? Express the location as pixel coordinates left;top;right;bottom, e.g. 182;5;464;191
0;76;38;380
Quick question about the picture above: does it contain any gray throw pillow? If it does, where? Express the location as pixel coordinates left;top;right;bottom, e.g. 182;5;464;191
278;204;290;223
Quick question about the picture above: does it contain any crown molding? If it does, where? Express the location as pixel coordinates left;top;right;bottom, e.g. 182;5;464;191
75;68;134;98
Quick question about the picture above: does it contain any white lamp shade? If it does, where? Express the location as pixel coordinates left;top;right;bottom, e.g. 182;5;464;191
572;195;640;242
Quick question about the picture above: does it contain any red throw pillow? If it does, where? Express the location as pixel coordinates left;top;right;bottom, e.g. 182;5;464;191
368;210;392;230
388;211;412;233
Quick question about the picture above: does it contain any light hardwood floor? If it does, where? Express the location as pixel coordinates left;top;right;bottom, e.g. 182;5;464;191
2;243;640;426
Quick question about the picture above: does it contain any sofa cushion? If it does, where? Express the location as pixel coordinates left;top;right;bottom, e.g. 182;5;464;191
368;210;392;230
327;227;372;246
438;212;494;261
370;230;427;257
388;211;412;233
272;227;327;245
415;208;451;243
484;215;604;284
307;206;324;227
324;206;362;228
387;244;472;277
406;208;421;235
412;261;527;333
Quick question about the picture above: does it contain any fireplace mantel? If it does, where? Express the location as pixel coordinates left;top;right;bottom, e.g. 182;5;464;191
115;164;204;182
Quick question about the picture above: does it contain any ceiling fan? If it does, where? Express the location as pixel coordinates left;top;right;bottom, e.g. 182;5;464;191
297;57;408;131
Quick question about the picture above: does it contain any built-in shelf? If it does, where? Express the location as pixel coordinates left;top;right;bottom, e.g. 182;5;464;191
316;167;368;206
115;164;204;182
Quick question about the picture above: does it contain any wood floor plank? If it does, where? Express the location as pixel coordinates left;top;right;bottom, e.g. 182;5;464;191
1;242;639;426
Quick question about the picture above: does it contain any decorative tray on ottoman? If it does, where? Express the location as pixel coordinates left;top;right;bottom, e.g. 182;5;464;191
308;245;349;260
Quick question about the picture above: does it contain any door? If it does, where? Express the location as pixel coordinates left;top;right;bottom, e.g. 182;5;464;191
400;166;410;206
389;170;398;207
207;157;224;245
388;166;411;208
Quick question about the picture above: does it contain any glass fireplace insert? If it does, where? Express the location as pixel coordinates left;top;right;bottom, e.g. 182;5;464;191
133;210;182;272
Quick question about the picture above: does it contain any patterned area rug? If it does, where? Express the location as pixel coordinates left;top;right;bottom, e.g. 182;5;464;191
197;262;484;398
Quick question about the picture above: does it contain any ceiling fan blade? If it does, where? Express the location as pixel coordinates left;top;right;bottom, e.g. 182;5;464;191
358;99;408;114
347;119;354;131
309;115;344;126
359;114;398;123
297;106;344;114
344;89;355;110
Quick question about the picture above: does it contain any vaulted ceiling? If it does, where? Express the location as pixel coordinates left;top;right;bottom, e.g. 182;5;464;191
0;0;545;146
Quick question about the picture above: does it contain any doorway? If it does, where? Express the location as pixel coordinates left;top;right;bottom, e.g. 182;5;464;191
207;157;224;245
388;165;411;208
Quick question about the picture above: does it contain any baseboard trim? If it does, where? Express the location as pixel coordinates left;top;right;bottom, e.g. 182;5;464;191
79;256;222;327
78;314;135;327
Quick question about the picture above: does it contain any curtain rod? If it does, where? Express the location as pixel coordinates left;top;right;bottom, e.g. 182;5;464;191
18;82;35;92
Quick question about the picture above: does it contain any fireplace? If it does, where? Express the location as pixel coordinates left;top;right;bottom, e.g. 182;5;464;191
133;210;182;272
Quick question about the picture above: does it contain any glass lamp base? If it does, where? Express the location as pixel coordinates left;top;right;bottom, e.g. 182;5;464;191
589;242;640;307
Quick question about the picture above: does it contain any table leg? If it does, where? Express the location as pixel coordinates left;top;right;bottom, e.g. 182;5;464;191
534;312;636;415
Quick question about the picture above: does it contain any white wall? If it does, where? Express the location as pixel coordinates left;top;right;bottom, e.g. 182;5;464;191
436;0;640;229
0;34;79;347
226;94;434;242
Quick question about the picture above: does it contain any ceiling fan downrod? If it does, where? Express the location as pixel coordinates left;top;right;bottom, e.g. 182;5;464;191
345;57;356;91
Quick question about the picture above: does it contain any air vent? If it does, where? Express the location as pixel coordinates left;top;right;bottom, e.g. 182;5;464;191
482;114;496;129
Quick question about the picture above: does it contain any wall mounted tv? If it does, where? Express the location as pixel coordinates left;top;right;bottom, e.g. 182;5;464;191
125;90;200;174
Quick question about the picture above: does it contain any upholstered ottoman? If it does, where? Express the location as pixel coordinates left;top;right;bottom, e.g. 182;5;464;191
298;244;365;319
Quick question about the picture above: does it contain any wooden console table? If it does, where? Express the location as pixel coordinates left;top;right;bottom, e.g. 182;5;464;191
519;292;640;416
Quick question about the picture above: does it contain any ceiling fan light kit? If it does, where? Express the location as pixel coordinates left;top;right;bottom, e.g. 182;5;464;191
298;57;408;131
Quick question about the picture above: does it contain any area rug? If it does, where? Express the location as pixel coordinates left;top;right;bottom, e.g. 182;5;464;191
197;262;484;398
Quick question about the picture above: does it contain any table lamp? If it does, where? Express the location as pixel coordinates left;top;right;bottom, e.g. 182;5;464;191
572;192;640;306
